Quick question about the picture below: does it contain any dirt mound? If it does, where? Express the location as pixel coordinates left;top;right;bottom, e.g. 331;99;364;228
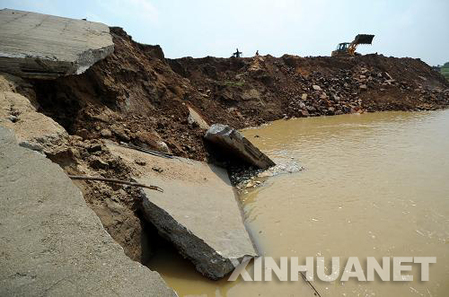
171;54;449;121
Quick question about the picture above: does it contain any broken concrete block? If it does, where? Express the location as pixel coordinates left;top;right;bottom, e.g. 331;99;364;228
205;124;275;169
187;106;210;129
107;142;258;280
0;127;175;297
0;74;68;153
0;9;114;79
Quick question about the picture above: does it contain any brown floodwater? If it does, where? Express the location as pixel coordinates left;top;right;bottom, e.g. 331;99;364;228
148;110;449;297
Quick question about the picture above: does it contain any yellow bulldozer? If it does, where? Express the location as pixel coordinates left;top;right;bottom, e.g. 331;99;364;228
331;34;375;57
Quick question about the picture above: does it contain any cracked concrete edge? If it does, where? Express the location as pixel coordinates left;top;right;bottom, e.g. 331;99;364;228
0;126;177;297
0;43;114;79
73;44;115;75
139;189;256;280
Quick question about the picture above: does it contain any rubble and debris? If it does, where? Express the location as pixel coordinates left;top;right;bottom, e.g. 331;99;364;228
205;124;276;169
171;54;449;126
0;9;113;79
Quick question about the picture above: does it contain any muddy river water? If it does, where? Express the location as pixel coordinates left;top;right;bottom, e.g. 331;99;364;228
149;110;449;297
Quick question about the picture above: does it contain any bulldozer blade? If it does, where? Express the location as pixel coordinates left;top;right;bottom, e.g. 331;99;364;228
354;34;374;45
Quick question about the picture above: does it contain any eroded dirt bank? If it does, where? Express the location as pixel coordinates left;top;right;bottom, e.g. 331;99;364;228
32;27;449;162
10;26;449;271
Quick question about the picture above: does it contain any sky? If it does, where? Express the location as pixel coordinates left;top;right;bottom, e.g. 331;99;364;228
1;0;448;65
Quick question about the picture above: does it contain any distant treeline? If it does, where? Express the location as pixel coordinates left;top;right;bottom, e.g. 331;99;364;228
441;62;449;80
434;62;449;80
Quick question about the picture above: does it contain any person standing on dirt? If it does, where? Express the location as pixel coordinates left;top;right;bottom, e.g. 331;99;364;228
255;50;259;56
233;48;242;58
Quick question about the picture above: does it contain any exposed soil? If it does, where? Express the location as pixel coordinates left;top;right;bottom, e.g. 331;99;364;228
32;27;449;162
24;27;449;266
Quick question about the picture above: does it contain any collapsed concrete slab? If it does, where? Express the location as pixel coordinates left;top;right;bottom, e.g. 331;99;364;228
0;127;176;296
0;73;68;153
107;142;258;280
0;9;114;79
205;124;275;169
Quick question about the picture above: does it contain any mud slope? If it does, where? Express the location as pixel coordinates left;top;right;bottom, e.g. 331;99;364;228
33;27;449;163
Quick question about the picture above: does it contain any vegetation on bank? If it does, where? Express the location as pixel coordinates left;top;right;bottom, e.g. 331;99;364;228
441;62;449;80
